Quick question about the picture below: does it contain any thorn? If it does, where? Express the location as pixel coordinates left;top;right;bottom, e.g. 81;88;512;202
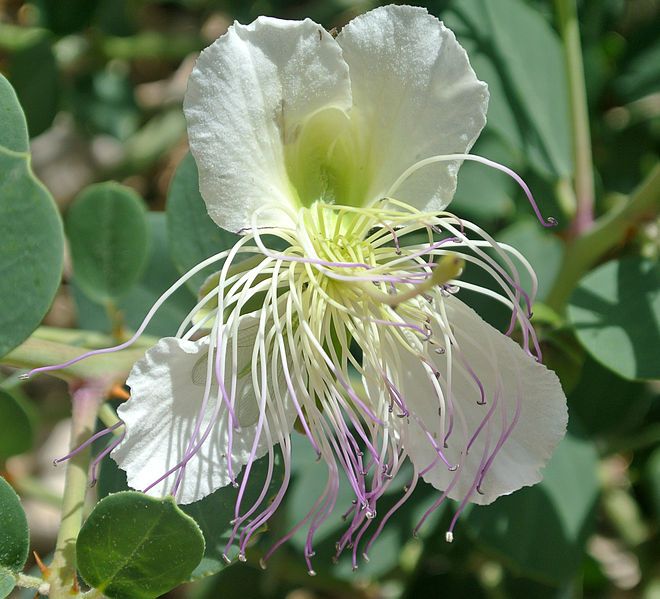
109;384;130;400
33;551;50;579
71;576;80;594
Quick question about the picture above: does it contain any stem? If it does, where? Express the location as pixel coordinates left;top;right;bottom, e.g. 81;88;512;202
48;383;105;599
546;163;660;311
555;0;595;236
16;573;47;591
12;476;63;508
98;403;122;431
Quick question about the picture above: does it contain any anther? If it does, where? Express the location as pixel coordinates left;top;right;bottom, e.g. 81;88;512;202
362;553;370;562
308;569;317;577
434;347;446;355
18;373;30;380
259;559;267;570
222;554;231;564
238;553;247;562
445;531;454;543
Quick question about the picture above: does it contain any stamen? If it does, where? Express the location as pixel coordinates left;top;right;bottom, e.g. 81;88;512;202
386;153;557;228
53;421;125;466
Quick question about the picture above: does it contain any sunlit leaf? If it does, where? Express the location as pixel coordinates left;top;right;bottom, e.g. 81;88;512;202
77;492;204;599
568;257;660;381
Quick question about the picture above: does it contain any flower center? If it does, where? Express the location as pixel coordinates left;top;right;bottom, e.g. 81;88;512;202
284;108;372;209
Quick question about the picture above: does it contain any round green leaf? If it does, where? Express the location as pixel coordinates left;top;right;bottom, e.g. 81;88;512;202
465;426;599;583
166;152;240;292
73;212;196;337
0;568;16;599
0;476;29;574
66;182;149;303
568;257;660;381
0;26;59;138
0;74;28;153
0;147;64;358
77;492;204;599
0;390;33;462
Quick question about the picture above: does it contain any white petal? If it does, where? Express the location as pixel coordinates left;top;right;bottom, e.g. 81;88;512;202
184;17;352;233
396;295;567;505
336;5;488;210
112;315;296;504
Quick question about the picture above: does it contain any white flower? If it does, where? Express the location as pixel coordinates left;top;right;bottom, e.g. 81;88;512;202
28;4;567;571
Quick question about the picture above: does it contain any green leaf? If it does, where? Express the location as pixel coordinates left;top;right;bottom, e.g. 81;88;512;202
568;257;660;381
73;212;196;337
71;69;140;140
0;147;64;358
444;0;572;178
77;492;204;599
0;74;28;153
497;219;563;302
0;25;59;137
0;390;33;462
182;454;283;580
0;476;29;576
166;152;241;292
568;357;651;439
0;569;17;599
66;182;150;303
646;446;660;520
35;0;99;35
465;426;599;583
